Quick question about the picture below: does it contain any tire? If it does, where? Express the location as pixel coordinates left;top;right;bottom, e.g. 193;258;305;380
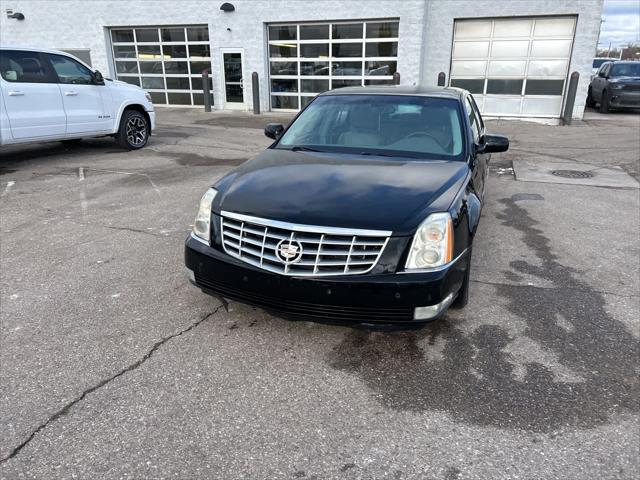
115;109;149;150
450;247;472;309
586;88;595;108
600;90;610;113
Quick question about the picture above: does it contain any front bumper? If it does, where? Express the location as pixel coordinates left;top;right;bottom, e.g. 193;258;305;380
185;235;469;324
609;91;640;108
147;110;156;132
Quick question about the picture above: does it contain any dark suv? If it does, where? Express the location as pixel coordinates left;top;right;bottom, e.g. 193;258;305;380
587;61;640;112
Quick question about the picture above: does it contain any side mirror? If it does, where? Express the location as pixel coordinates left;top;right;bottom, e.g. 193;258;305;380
480;134;509;153
264;123;284;140
598;70;607;78
93;70;105;85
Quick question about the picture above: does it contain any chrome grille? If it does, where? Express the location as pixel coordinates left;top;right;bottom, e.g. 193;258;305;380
220;211;391;277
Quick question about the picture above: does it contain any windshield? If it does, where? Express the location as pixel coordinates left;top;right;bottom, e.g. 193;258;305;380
276;95;465;160
610;63;640;77
592;58;611;69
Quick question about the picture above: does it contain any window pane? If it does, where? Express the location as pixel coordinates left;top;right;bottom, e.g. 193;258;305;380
300;24;329;40
164;61;188;74
116;61;139;74
167;92;192;104
301;61;328;75
524;79;564;95
139;61;163;74
301;43;329;58
142;77;165;89
366;22;399;38
272;95;299;109
112;29;134;43
332;79;362;88
271;79;298;92
365;60;396;76
301;79;329;93
166;77;191;89
269;26;297;41
113;45;136;58
119;76;140;87
332;23;362;40
137;45;161;59
332;61;362;76
491;40;529;57
488;60;526;76
193;92;214;105
190;61;211;74
161;28;185;42
450;78;485;94
149;91;166;104
187;26;209;41
0;51;49;83
530;39;572;57
486;79;523;94
163;45;187;58
301;96;316;108
271;61;298;75
188;44;210;58
191;76;212;90
135;28;159;42
49;54;93;84
364;79;394;85
365;42;397;57
332;43;362;57
269;44;297;58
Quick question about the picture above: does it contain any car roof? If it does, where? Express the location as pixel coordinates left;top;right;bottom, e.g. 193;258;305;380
0;45;76;56
318;85;465;100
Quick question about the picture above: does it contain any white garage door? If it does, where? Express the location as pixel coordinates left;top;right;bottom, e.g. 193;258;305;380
450;16;576;117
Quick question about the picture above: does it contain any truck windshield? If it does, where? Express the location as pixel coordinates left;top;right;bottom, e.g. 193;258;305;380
276;94;465;161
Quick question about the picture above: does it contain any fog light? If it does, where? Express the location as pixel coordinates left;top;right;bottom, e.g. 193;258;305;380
414;292;455;320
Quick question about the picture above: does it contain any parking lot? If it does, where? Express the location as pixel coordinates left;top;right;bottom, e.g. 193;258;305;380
1;108;639;479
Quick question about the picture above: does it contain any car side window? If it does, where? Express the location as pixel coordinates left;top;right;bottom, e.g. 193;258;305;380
0;50;52;83
47;53;94;84
464;97;480;143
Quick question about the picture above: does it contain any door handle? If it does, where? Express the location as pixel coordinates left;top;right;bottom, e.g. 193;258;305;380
7;91;24;96
64;91;78;96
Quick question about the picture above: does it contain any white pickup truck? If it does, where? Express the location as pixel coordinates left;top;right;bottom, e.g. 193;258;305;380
0;46;155;150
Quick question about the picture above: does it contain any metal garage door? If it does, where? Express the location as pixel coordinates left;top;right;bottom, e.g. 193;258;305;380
109;26;213;107
450;16;576;117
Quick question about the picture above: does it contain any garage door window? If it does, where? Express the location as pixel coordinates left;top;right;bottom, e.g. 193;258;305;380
110;26;213;106
268;20;399;111
450;16;576;117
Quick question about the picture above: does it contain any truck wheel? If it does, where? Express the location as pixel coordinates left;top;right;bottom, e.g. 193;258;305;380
586;88;595;108
115;110;149;150
451;248;472;309
600;90;610;113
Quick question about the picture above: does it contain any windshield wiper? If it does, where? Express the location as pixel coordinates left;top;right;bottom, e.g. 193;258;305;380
358;151;394;157
290;145;323;152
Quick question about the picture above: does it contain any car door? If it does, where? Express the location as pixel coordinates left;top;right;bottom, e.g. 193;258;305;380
44;52;112;136
464;95;488;200
0;49;66;140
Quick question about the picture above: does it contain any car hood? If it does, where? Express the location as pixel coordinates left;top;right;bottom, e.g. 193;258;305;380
610;76;640;84
214;149;469;235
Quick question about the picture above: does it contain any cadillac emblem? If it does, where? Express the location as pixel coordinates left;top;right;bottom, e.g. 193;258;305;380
275;239;303;263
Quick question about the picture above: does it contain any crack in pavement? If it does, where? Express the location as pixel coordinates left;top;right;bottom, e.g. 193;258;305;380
0;306;223;464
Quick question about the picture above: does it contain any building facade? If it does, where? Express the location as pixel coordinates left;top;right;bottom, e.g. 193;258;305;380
0;0;603;120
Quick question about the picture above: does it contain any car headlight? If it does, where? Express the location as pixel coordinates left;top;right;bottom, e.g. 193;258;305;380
609;83;624;89
405;212;454;270
192;188;217;242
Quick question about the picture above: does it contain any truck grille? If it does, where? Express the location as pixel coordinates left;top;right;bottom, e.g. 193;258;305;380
220;211;391;277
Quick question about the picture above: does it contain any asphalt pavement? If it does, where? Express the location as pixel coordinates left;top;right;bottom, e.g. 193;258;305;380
0;108;638;479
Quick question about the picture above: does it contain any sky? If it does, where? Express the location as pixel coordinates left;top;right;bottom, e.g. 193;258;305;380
599;0;640;47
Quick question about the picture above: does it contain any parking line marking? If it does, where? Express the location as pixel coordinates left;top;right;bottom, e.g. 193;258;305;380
1;181;15;198
78;167;85;181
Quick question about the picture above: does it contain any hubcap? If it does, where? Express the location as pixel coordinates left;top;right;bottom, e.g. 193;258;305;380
125;116;147;146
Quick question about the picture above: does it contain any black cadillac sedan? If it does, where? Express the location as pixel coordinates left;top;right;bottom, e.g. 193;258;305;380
185;86;509;325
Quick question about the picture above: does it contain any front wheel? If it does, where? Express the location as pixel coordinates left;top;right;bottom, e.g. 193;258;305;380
450;248;472;309
600;90;610;113
115;110;149;150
